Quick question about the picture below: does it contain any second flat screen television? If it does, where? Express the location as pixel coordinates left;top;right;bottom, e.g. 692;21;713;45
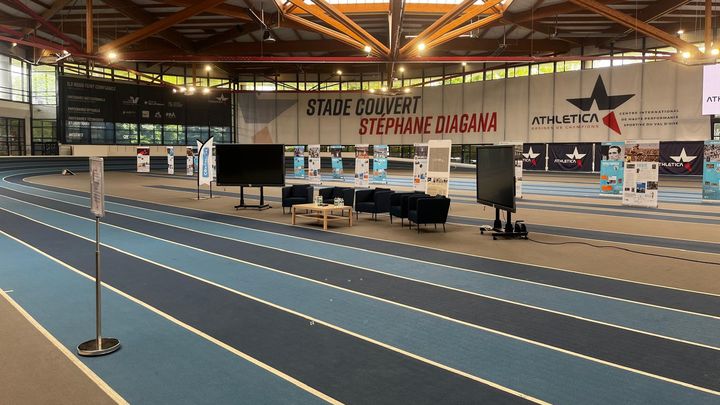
476;145;516;213
216;144;285;187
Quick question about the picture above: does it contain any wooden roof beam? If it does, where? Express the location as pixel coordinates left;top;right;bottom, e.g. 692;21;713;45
310;0;389;55
194;24;258;52
282;13;365;51
421;13;505;55
151;0;252;21
21;0;74;36
99;0;228;53
4;0;83;51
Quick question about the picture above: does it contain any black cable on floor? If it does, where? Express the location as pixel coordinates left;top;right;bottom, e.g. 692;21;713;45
527;237;720;267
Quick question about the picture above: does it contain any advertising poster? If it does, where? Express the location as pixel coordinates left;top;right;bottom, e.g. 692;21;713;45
659;141;704;175
413;143;428;191
548;143;593;172
293;145;306;178
136;146;150;173
308;144;321;185
599;142;624;196
703;140;720;201
426;139;452;197
623;140;660;208
354;144;370;188
330;145;344;179
522;143;546;171
166;146;174;175
186;147;195;176
198;137;214;186
500;142;523;198
372;144;388;184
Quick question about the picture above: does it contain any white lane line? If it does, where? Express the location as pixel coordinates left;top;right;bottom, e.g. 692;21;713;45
0;206;543;404
8;177;720;317
4;192;717;352
0;229;341;405
1;197;718;399
0;285;128;405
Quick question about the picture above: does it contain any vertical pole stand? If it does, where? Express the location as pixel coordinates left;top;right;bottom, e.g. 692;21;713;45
78;217;120;357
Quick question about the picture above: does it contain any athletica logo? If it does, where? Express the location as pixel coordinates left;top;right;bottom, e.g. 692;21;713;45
523;146;541;167
670;147;697;172
215;94;228;103
566;76;634;135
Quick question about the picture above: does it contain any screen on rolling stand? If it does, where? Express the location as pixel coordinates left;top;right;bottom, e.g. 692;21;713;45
216;144;286;187
476;145;516;213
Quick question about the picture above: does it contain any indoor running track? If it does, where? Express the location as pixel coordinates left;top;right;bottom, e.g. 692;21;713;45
1;166;720;404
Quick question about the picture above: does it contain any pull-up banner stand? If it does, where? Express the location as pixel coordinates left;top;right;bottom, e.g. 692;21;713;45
136;146;150;173
599;142;624;197
372;144;388;184
426;139;452;196
413;143;428;191
308;144;321;185
78;157;120;357
186;147;194;176
355;144;369;188
330;145;344;180
293;146;306;178
703;140;720;202
167;146;174;175
623;140;660;208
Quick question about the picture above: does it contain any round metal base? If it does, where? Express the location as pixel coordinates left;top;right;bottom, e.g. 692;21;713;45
77;338;120;357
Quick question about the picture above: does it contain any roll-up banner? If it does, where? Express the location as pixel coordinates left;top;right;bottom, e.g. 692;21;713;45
212;145;217;182
703;140;720;202
413;143;428;191
522;143;545;171
372;144;388;184
136;147;150;173
426;139;452;197
308;144;321;185
186;147;194;176
198;137;214;186
330;145;344;179
548;143;594;172
354;144;370;188
659;141;704;175
167;146;174;175
293;145;306;178
623;140;660;208
599;142;624;196
500;142;523;198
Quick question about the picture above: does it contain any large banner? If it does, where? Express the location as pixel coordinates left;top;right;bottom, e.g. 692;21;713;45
623;140;660;208
659;141;703;175
330;145;344;179
372;144;388;184
308;144;321;184
293;146;306;178
167;146;174;175
354;144;369;188
197;137;214;186
703;140;720;201
186;147;195;176
413;143;428;191
522;143;546;171
548;143;594;172
136;147;150;173
426;139;452;196
236;61;706;146
703;64;720;115
599;142;624;195
59;76;232;143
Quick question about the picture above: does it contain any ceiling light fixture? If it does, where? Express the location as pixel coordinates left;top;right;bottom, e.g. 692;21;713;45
403;88;410;93
712;48;719;56
179;87;186;93
677;29;684;35
364;45;371;53
11;42;17;47
417;43;426;52
398;66;405;73
336;70;342;75
682;51;691;59
381;86;387;92
203;88;210;95
369;88;375;93
205;65;212;72
107;51;118;61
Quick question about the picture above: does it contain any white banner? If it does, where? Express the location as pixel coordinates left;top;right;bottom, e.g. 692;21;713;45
702;64;720;115
623;140;659;208
89;157;104;218
186;147;194;176
354;144;369;188
413;143;428;191
167;146;174;175
308;144;321;184
236;61;706;146
136;147;150;173
197;137;214;186
426;139;452;197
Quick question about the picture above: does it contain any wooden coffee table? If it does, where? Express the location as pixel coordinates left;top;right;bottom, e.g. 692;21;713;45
291;203;353;230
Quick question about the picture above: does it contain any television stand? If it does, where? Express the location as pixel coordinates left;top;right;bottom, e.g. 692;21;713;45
480;208;528;240
234;186;271;210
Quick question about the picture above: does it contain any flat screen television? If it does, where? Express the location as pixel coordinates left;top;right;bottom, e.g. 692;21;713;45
476;145;516;213
216;144;285;187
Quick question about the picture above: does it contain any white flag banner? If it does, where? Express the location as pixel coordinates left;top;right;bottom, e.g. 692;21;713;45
426;139;452;197
198;137;214;186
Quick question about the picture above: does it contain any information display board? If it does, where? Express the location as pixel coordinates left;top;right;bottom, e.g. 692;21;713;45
136;147;150;173
90;157;105;218
167;146;174;175
293;146;306;178
600;142;624;196
330;145;344;179
623;140;660;208
426;139;452;197
308;144;321;184
413;143;428;192
372;145;388;184
354;144;369;188
703;140;720;201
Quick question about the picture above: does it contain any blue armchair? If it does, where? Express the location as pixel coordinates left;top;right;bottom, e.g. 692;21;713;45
389;192;427;227
407;195;451;233
318;186;355;207
354;188;394;221
281;184;313;214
